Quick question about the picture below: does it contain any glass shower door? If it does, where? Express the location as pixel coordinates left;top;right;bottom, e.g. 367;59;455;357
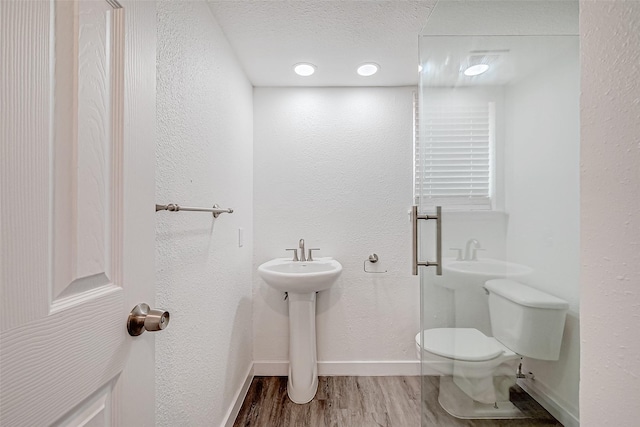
416;33;580;426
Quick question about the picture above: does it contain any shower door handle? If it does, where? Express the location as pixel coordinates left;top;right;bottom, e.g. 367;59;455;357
411;205;442;276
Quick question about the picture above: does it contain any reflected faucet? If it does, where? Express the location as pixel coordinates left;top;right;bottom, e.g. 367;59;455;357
464;239;481;261
299;239;306;262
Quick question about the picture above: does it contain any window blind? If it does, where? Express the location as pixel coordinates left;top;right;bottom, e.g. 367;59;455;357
414;94;494;210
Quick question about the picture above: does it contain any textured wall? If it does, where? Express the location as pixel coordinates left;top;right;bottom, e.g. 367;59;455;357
580;1;640;425
253;87;420;368
505;39;580;423
155;2;253;426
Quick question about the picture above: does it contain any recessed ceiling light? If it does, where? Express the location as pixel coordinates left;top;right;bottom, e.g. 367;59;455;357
463;64;490;76
294;63;316;76
357;63;379;77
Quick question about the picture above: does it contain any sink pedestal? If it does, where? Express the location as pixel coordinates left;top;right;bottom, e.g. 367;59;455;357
286;292;318;403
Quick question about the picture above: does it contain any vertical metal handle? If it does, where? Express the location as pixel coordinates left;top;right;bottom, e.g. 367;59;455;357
412;206;419;275
412;205;442;276
435;206;442;275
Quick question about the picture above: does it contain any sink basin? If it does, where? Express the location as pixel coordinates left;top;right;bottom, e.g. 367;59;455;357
438;258;533;290
258;257;342;294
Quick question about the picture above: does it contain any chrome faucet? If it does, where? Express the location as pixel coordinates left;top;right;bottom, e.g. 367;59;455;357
299;239;306;262
285;239;320;261
464;239;481;261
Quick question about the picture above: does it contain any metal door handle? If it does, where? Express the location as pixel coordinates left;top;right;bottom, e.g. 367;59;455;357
127;303;170;336
411;205;442;276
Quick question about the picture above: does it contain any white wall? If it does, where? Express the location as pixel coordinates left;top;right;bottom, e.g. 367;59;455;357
253;87;420;373
504;39;581;424
580;1;640;425
155;2;253;426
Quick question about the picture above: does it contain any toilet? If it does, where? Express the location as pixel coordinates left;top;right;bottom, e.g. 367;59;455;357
415;279;569;419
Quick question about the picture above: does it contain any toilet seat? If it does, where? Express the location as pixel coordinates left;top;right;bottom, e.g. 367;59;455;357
419;328;505;362
415;328;519;377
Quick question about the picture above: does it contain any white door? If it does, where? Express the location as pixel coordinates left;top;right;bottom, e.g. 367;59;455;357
1;0;157;425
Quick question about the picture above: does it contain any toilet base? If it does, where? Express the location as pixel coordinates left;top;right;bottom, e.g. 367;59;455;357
438;377;528;419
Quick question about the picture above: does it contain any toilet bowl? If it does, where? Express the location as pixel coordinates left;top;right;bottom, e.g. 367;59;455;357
415;279;569;419
415;328;524;418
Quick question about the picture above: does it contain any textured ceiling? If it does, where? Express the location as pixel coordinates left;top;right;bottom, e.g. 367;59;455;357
207;1;437;87
420;35;579;87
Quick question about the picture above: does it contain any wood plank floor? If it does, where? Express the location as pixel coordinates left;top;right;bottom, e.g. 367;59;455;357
233;376;562;427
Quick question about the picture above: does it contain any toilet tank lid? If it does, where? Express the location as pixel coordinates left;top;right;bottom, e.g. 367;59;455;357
485;279;569;310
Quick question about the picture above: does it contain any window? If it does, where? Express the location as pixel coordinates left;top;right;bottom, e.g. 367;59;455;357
414;93;495;210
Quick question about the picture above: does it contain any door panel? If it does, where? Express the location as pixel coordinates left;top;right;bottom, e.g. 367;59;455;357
1;293;125;425
1;0;52;331
0;0;156;425
54;384;114;427
52;0;123;302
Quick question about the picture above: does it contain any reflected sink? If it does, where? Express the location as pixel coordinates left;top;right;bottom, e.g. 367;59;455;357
439;258;533;290
258;258;343;294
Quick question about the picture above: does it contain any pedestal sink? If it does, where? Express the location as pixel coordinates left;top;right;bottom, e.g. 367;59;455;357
258;257;342;403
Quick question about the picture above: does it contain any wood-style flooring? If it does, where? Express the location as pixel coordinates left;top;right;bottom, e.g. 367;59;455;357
233;376;562;427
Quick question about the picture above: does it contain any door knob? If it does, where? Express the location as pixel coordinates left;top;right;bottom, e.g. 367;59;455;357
127;303;170;336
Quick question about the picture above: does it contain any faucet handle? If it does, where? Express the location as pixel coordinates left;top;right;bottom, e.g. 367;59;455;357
307;248;320;262
285;248;299;262
471;247;486;261
449;248;463;261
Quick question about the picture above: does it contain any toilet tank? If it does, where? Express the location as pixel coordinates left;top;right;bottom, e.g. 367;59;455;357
485;279;569;361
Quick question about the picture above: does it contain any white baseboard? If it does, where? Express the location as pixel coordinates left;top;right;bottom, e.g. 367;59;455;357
319;360;421;376
253;360;421;377
222;363;254;427
518;378;579;427
253;360;288;376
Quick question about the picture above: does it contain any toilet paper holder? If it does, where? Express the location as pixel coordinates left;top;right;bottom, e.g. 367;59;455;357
364;253;387;273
